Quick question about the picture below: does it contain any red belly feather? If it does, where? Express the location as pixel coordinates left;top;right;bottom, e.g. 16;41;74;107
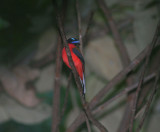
62;46;83;80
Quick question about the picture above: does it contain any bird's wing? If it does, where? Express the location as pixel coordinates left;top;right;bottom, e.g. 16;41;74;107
72;47;85;65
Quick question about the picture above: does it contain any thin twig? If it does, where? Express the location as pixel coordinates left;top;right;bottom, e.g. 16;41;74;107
83;11;94;38
92;73;156;114
97;0;130;66
85;105;108;132
136;70;160;132
135;104;146;119
52;37;62;132
83;11;94;45
84;112;92;132
61;73;72;118
76;0;83;52
129;21;160;132
88;17;133;41
30;52;55;68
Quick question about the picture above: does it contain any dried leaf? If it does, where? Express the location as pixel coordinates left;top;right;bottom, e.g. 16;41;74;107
35;64;68;92
0;105;10;123
0;94;51;124
85;36;123;80
33;28;57;60
35;64;55;92
0;65;40;107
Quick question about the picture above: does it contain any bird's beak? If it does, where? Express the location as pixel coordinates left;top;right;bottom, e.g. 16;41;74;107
72;40;80;44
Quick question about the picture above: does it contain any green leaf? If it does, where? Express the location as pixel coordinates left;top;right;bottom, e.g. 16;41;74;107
0;18;10;29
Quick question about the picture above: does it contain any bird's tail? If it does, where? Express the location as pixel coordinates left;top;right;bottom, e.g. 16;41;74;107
80;74;86;99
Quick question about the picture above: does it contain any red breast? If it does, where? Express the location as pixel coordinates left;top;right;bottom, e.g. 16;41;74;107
62;44;83;80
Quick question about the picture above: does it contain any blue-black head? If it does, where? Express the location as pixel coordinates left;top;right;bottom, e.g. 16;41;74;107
67;38;80;46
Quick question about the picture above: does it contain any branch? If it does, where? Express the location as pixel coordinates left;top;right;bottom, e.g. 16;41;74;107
52;1;68;132
30;52;55;68
129;21;160;132
88;17;133;41
83;11;94;45
136;70;160;132
97;0;130;67
52;37;62;132
61;73;72;118
76;0;83;52
85;112;92;132
92;73;156;114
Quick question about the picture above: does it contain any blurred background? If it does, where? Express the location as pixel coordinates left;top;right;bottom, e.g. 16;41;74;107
0;0;160;132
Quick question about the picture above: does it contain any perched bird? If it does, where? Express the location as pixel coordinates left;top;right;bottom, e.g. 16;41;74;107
62;38;86;97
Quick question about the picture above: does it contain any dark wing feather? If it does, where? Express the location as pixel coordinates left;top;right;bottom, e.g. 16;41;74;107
72;48;85;65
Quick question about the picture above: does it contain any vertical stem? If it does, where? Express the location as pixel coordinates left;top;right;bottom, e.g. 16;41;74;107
76;0;83;52
52;37;62;132
51;0;68;131
61;73;72;117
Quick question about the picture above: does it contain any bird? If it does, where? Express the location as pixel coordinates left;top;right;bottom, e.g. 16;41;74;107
62;38;86;97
